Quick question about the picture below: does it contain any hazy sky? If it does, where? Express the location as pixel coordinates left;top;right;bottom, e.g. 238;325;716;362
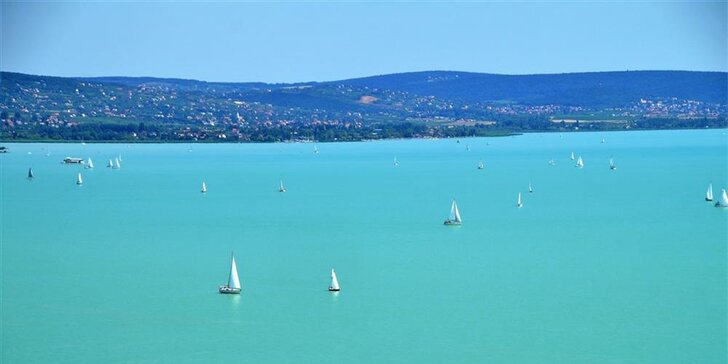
2;1;726;82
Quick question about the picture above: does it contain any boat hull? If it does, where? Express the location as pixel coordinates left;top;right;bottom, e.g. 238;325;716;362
218;286;241;294
443;220;462;226
328;288;340;292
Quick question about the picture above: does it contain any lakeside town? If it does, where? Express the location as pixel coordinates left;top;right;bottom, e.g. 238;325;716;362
1;71;726;142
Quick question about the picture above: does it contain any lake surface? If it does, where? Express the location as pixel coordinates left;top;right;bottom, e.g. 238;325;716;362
2;129;726;363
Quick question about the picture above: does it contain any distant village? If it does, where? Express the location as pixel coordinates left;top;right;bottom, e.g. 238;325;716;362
1;73;725;142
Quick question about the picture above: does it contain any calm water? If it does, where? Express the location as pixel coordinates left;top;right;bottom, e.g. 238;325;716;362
2;130;727;363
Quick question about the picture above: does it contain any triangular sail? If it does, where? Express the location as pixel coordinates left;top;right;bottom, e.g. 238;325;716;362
576;156;584;168
114;158;121;169
517;192;522;207
718;189;728;207
28;168;33;178
451;200;462;222
329;268;340;291
706;184;714;201
201;182;207;193
107;159;113;168
228;255;241;290
87;157;94;169
570;152;575;160
77;173;83;185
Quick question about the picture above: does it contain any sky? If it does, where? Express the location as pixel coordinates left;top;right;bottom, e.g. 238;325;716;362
1;1;726;83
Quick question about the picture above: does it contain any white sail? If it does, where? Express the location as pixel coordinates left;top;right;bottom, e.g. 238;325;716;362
329;268;340;291
228;255;241;290
86;157;94;169
528;182;533;193
716;189;728;208
451;200;462;223
517;192;522;208
107;159;113;168
609;158;616;170
478;161;484;170
76;173;83;185
201;182;207;193
576;156;584;168
314;145;319;154
570;152;575;160
28;168;34;179
279;180;286;192
393;157;399;166
706;184;714;201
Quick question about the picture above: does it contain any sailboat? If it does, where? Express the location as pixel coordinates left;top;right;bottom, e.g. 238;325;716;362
706;184;714;202
576;156;584;168
609;158;617;170
528;182;533;193
715;189;728;208
107;159;113;168
27;167;34;179
328;268;340;292
570;152;575;160
443;200;462;225
219;253;242;294
117;155;123;162
477;161;484;170
201;182;207;193
393;157;399;167
517;192;523;208
113;158;121;169
601;138;606;144
313;145;319;155
279;180;286;193
76;173;83;185
86;157;94;169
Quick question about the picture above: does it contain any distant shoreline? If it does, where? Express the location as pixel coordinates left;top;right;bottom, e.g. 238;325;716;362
3;127;727;145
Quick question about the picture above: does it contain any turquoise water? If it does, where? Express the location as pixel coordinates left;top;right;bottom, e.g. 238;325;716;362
2;129;726;363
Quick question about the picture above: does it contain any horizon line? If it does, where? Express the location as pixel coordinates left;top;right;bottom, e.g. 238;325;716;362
2;68;727;85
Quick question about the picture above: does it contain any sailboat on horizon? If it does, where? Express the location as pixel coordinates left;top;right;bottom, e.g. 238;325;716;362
328;268;340;292
443;200;462;225
219;253;242;294
706;184;714;202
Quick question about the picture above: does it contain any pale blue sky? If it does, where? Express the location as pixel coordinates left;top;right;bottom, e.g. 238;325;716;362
2;1;726;83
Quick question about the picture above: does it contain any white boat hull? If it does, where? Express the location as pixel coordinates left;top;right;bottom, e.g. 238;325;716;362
219;285;241;294
443;220;462;226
